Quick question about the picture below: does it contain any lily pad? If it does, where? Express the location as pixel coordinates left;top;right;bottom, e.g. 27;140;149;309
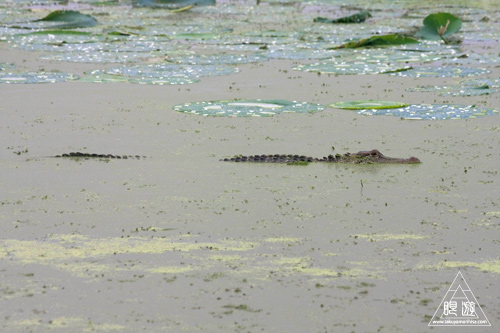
132;0;215;9
460;78;500;88
0;63;15;71
104;64;238;79
41;52;150;64
416;13;462;43
333;34;419;49
391;66;490;78
294;62;411;75
344;48;441;63
33;10;98;29
264;46;336;60
0;72;77;84
407;84;498;96
314;11;372;24
355;104;498;120
330;100;409;110
166;53;266;65
173;99;325;117
80;71;199;85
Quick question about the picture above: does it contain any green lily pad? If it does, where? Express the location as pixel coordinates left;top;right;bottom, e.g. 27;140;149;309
333;34;419;49
416;13;462;43
33;10;98;29
41;52;149;63
81;63;236;85
355;104;498;120
104;64;238;79
407;84;498;96
264;46;336;60
407;78;500;96
344;48;441;63
80;71;199;85
0;72;77;84
166;53;266;65
314;11;372;24
460;78;500;88
294;62;411;75
173;99;325;117
0;63;15;71
132;0;215;9
391;66;490;78
330;100;409;110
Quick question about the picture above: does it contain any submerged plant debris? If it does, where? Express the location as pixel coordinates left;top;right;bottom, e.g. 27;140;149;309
173;99;326;117
355;104;498;120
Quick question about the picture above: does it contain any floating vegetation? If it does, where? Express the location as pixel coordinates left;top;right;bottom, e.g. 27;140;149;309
355;104;498;120
314;11;372;24
294;62;411;75
407;77;500;96
95;63;238;82
166;53;266;65
391;66;490;78
343;48;442;63
132;0;215;9
264;46;336;60
407;84;498;96
12;30;100;51
81;62;235;85
11;10;99;30
79;71;199;85
416;13;462;44
330;100;409;110
0;72;77;84
332;34;419;49
460;78;500;88
41;52;152;64
173;99;325;117
0;63;15;71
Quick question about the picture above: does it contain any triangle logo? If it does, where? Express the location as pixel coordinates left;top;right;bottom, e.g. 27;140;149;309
428;271;491;326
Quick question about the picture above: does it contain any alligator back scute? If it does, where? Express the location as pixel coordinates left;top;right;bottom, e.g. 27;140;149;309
55;152;145;159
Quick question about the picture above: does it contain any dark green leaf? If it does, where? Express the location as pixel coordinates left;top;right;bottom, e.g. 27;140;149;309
314;11;372;24
34;10;98;29
333;34;419;49
416;13;461;42
132;0;215;9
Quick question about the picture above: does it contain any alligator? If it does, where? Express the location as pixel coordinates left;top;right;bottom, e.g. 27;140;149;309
54;152;145;159
54;149;420;164
221;149;421;164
